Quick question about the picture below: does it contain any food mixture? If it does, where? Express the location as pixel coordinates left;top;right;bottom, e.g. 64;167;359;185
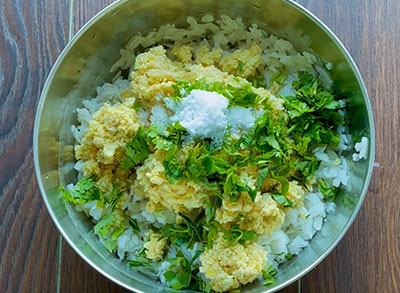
61;15;368;292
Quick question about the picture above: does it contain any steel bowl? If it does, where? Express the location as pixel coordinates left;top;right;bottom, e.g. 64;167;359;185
33;0;374;291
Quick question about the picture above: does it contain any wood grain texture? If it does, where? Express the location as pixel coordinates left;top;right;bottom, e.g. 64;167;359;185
299;0;400;292
59;238;129;293
73;0;116;34
0;0;70;292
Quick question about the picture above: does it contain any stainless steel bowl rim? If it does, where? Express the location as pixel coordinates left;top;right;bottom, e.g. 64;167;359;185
33;0;375;292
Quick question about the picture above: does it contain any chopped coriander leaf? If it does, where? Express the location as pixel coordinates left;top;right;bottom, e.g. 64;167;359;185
111;223;125;239
224;225;255;245
265;135;281;152
163;150;185;182
149;224;162;232
160;214;204;250
284;253;293;260
94;214;115;239
269;71;288;85
204;221;219;248
126;215;140;234
59;176;100;205
184;142;216;183
190;250;203;266
223;170;256;202
93;214;125;246
121;126;150;169
103;239;118;252
136;246;147;258
224;84;262;107
249;75;266;88
110;183;124;211
192;276;211;292
148;122;186;151
318;178;338;201
252;111;287;158
281;71;344;148
273;176;289;195
257;167;269;190
165;251;209;292
272;194;294;208
163;251;197;290
164;270;189;290
205;205;215;223
262;264;277;286
238;61;244;74
133;100;142;111
128;260;153;267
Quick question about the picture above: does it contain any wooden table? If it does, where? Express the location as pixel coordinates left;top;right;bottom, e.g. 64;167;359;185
1;0;399;292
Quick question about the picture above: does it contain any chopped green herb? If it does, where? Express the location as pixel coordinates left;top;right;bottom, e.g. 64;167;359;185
110;183;123;211
121;127;150;169
238;61;244;74
249;75;266;88
273;176;289;195
284;253;293;260
190;250;203;266
262;264;277;286
92;213;125;247
257;167;269;190
223;170;257;202
163;150;185;182
163;250;209;291
269;71;288;85
160;214;204;250
111;223;125;239
126;215;140;234
133;100;142;111
103;239;118;252
318;178;338;201
94;215;115;239
205;206;215;223
281;71;344;148
224;225;255;245
272;194;294;207
148;122;186;151
128;260;152;267
164;251;195;290
136;246;147;258
204;221;219;248
59;176;100;205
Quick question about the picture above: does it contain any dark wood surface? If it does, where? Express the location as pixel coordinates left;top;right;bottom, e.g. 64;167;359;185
0;0;69;292
1;0;399;292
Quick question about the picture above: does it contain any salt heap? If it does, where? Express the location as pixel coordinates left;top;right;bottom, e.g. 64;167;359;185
160;90;257;143
170;90;229;141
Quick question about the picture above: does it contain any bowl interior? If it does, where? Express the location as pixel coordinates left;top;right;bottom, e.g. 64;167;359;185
34;0;374;292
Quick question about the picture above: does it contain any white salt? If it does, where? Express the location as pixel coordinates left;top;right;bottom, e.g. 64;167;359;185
150;106;169;125
170;90;229;141
227;106;256;135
